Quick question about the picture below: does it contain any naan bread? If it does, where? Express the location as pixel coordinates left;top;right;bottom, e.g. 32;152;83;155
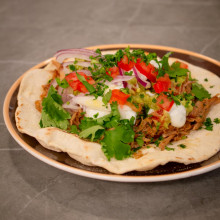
15;58;220;174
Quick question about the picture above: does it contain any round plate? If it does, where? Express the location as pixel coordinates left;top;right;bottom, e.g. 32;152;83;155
3;44;220;182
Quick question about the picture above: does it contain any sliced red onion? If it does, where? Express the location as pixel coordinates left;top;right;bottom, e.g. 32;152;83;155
133;67;151;88
55;49;101;63
119;67;128;88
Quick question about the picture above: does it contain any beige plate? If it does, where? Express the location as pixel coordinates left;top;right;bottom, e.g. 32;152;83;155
3;44;220;182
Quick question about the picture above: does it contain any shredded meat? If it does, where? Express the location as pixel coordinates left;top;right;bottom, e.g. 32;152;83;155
175;76;195;95
70;108;83;126
134;95;220;150
188;95;220;130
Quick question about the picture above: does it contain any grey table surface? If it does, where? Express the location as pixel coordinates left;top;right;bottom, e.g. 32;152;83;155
1;0;220;219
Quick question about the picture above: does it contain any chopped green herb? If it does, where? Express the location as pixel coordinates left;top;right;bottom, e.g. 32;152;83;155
210;85;214;88
76;72;96;93
120;88;129;94
178;144;186;149
181;136;187;140
165;146;175;151
95;49;101;54
154;136;163;147
204;78;208;82
69;64;76;71
214;118;220;124
140;94;144;99
93;113;99;118
203;117;213;131
124;71;133;76
171;95;181;105
159;99;164;104
156;122;161;131
152;98;157;103
66;101;70;105
56;78;69;88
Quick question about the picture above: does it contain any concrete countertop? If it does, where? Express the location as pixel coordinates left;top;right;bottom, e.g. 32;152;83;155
1;0;220;219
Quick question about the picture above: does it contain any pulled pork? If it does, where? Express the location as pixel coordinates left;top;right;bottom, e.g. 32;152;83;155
134;95;220;150
70;108;84;126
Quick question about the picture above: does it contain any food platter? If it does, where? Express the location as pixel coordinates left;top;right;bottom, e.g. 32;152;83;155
3;44;220;182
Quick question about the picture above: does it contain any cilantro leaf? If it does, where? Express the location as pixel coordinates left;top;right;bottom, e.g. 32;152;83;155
79;117;98;130
68;125;79;134
56;78;69;88
157;52;172;77
162;52;172;71
102;90;112;105
191;83;211;101
101;125;134;160
40;86;71;130
168;62;188;78
76;73;96;93
136;135;144;147
79;125;104;141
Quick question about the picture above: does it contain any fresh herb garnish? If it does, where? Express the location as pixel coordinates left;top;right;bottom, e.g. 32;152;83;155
79;125;104;141
56;78;69;88
178;144;186;148
40;86;71;130
203;117;213;131
140;94;144;99
152;98;157;103
214;118;220;124
191;83;211;101
102;90;112;105
69;64;76;71
68;125;79;134
120;88;129;94
165;146;175;151
136;135;144;147
76;72;96;93
124;71;133;76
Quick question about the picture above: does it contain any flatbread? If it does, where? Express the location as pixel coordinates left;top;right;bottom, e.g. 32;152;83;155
15;58;220;174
